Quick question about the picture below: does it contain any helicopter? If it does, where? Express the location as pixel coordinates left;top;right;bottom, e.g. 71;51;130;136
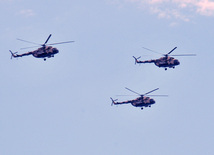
110;87;167;110
133;47;196;70
9;34;74;61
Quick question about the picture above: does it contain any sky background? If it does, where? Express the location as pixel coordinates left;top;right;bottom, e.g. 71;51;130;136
0;0;214;155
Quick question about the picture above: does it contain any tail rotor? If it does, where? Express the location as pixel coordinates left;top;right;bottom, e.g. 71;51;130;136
133;56;141;64
9;50;18;59
110;97;118;106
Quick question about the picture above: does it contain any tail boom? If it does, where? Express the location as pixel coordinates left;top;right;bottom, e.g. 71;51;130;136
9;50;33;59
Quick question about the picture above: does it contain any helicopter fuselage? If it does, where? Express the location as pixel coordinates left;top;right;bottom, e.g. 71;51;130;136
131;96;155;107
114;96;155;108
32;46;59;58
154;56;180;68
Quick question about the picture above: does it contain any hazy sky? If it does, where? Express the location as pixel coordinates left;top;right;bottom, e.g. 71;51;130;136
1;0;214;155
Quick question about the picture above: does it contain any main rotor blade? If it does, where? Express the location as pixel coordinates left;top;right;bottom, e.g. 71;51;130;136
142;47;163;55
170;54;196;56
147;95;168;97
20;45;41;50
17;38;40;45
125;87;141;96
116;95;137;96
44;34;52;45
167;47;177;55
47;41;75;46
144;88;159;95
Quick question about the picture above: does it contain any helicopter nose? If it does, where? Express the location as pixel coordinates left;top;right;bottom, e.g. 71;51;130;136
174;59;180;65
53;48;59;54
150;99;155;104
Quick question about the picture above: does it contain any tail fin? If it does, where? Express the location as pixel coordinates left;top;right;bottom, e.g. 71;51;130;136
110;97;118;106
9;50;18;59
133;56;141;64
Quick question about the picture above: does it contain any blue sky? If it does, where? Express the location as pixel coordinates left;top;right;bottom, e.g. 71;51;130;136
0;0;214;155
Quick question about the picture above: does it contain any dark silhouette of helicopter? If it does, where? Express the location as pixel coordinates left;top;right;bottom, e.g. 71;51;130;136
133;47;196;70
9;34;74;61
110;87;167;110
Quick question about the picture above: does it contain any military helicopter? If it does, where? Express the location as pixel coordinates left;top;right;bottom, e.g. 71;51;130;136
133;47;196;70
110;87;167;110
9;34;74;61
